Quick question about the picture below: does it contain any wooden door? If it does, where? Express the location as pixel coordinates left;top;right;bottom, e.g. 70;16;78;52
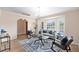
17;19;28;36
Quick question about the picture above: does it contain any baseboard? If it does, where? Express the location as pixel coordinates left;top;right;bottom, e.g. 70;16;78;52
17;34;27;36
72;42;79;47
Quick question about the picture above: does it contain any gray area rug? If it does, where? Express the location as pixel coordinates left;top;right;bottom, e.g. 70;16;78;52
18;37;63;52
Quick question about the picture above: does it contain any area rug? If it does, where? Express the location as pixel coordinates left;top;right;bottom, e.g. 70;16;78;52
18;37;62;52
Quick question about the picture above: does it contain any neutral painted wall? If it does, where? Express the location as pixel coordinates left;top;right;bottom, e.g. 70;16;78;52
38;10;79;45
0;10;1;16
0;9;35;40
65;11;79;45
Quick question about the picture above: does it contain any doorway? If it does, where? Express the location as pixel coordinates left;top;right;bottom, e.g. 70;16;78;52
17;19;28;39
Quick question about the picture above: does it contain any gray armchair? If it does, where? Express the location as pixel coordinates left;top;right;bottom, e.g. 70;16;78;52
51;36;73;52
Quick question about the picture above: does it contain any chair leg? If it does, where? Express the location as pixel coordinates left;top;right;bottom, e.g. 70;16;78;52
34;38;44;46
66;46;71;52
41;39;44;46
34;40;39;44
69;46;71;50
66;49;69;52
51;42;56;52
51;42;54;48
51;47;56;52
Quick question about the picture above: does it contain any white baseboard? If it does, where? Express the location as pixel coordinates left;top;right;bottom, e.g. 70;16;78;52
72;42;79;47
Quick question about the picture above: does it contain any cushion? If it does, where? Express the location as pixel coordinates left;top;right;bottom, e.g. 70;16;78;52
43;30;47;33
61;36;68;45
39;31;41;34
48;31;52;34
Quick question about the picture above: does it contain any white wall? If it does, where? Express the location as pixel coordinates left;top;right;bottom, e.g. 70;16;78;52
0;10;1;16
65;11;79;45
0;9;35;40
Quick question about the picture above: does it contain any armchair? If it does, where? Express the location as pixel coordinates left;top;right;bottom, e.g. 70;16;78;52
51;36;73;52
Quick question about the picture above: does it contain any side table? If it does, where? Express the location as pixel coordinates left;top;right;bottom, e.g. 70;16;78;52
0;35;11;52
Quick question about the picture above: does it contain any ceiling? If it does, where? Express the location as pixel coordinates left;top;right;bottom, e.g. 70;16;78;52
0;7;79;19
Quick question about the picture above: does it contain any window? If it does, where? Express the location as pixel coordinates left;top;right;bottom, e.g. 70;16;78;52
46;16;65;34
47;20;55;31
59;21;64;32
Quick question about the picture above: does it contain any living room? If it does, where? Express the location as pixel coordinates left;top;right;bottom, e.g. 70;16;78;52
0;7;79;52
